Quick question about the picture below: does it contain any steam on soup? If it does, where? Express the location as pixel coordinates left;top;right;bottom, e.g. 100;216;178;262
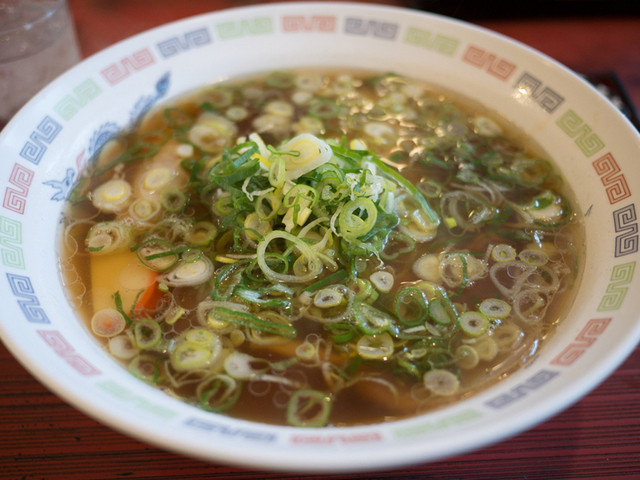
60;71;582;427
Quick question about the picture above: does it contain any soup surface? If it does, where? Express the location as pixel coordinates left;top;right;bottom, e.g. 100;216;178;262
60;70;582;427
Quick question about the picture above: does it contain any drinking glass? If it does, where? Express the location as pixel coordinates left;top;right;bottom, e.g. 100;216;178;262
0;0;81;126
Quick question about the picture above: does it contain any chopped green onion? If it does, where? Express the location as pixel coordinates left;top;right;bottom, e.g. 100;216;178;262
412;254;440;283
354;303;394;335
513;289;548;324
380;232;415;260
136;238;180;272
86;221;132;255
91;309;126;337
491;244;517;262
171;343;213;371
112;291;133;327
478;298;511;318
458;311;489;336
308;99;342;118
280;134;333;180
265;71;295;89
423;369;459;395
210;306;296;338
161;256;214;287
108;334;138;360
352;278;379;304
95;130;167;175
366;154;439;227
519;248;549;266
338;198;378;239
474;335;498;361
134;318;162;349
96;159;146;188
394;287;429;327
370;270;394;293
268;155;286;188
224;351;270;380
164;305;186;325
301;270;348;293
185;328;216;345
129;353;161;384
188;221;217;246
455;345;479;369
356;332;394;359
313;287;345;308
493;323;524;351
286;389;332;427
199;374;242;412
512;157;551;187
428;298;453;326
129;198;161;223
161;188;188;213
255;191;281;221
256;230;322;284
141;167;173;193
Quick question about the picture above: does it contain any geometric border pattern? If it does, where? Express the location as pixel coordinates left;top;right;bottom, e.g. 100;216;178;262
597;262;636;311
592;152;632;204
613;204;639;257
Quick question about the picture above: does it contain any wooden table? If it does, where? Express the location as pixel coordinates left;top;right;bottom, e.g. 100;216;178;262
2;1;639;478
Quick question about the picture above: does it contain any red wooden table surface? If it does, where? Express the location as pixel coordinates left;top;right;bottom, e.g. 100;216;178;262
2;1;640;479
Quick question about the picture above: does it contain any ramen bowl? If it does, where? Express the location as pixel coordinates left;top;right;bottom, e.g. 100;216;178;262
1;2;639;473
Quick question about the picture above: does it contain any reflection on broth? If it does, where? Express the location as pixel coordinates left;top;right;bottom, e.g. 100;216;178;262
59;70;583;427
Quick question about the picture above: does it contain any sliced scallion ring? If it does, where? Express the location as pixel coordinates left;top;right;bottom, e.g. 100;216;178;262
313;287;345;308
224;351;270;380
286;389;332;427
198;374;241;412
356;332;394;359
129;198;161;223
256;230;322;284
455;345;479;369
280;133;333;180
188;221;217;247
129;354;160;384
255;191;281;221
108;333;139;360
493;323;524;351
268;155;286;188
161;188;187;213
91;309;126;337
140;167;173;193
474;335;498;361
134;318;162;349
491;244;517;262
458;311;489;336
428;298;453;325
370;271;394;293
136;238;180;272
423;369;459;395
92;178;132;213
412;254;440;283
86;221;132;255
354;303;394;335
338;197;377;239
479;298;512;319
185;328;216;346
170;343;213;371
519;248;549;266
394;287;428;327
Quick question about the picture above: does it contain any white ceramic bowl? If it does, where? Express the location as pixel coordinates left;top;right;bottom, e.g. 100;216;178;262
1;2;639;473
